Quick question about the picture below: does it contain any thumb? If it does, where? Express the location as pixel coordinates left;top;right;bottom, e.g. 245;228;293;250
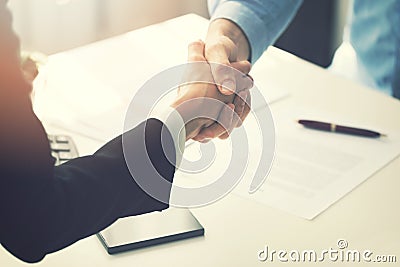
187;40;206;62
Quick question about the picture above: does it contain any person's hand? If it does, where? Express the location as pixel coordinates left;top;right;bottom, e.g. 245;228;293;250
192;88;251;141
193;18;252;141
170;40;252;141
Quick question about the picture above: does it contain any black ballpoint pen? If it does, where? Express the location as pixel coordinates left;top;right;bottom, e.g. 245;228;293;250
297;120;387;138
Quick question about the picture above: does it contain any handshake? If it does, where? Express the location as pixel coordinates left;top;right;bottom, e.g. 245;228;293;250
170;40;253;142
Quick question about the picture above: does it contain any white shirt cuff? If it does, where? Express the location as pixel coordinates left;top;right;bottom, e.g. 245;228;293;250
149;106;186;169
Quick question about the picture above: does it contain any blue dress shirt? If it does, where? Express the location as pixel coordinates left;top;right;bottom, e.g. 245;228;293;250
209;0;400;98
349;0;400;97
208;0;302;63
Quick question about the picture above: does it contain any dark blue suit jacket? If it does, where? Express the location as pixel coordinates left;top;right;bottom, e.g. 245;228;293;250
0;1;176;263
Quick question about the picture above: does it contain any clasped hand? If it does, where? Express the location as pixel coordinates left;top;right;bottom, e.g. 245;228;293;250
170;40;252;141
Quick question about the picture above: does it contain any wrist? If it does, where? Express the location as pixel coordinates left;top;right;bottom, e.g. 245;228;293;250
170;102;201;141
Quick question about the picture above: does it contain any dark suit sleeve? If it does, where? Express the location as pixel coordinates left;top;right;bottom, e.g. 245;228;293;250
0;2;176;263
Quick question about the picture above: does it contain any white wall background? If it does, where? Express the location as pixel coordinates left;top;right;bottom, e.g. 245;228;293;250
8;0;208;54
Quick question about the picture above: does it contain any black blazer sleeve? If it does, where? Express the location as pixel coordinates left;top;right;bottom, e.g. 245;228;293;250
0;2;176;263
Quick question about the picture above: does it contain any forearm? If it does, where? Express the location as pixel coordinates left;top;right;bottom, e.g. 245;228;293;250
1;119;176;263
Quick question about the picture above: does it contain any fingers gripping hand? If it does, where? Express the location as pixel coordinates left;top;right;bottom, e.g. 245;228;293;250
172;40;242;140
192;33;253;142
175;40;252;141
191;63;253;141
193;89;251;141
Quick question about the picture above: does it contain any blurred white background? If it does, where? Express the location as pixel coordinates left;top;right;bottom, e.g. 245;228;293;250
8;0;357;86
8;0;208;54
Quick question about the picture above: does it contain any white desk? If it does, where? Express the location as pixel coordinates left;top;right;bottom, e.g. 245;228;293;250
2;14;399;266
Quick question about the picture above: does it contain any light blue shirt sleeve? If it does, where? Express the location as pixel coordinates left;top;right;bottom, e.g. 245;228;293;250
208;0;303;63
349;0;400;97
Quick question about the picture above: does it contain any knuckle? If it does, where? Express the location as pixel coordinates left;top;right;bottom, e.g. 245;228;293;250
206;41;224;53
188;40;203;48
188;54;205;62
212;65;234;83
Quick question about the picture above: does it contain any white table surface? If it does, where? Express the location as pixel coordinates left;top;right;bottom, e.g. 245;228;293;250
1;14;399;267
